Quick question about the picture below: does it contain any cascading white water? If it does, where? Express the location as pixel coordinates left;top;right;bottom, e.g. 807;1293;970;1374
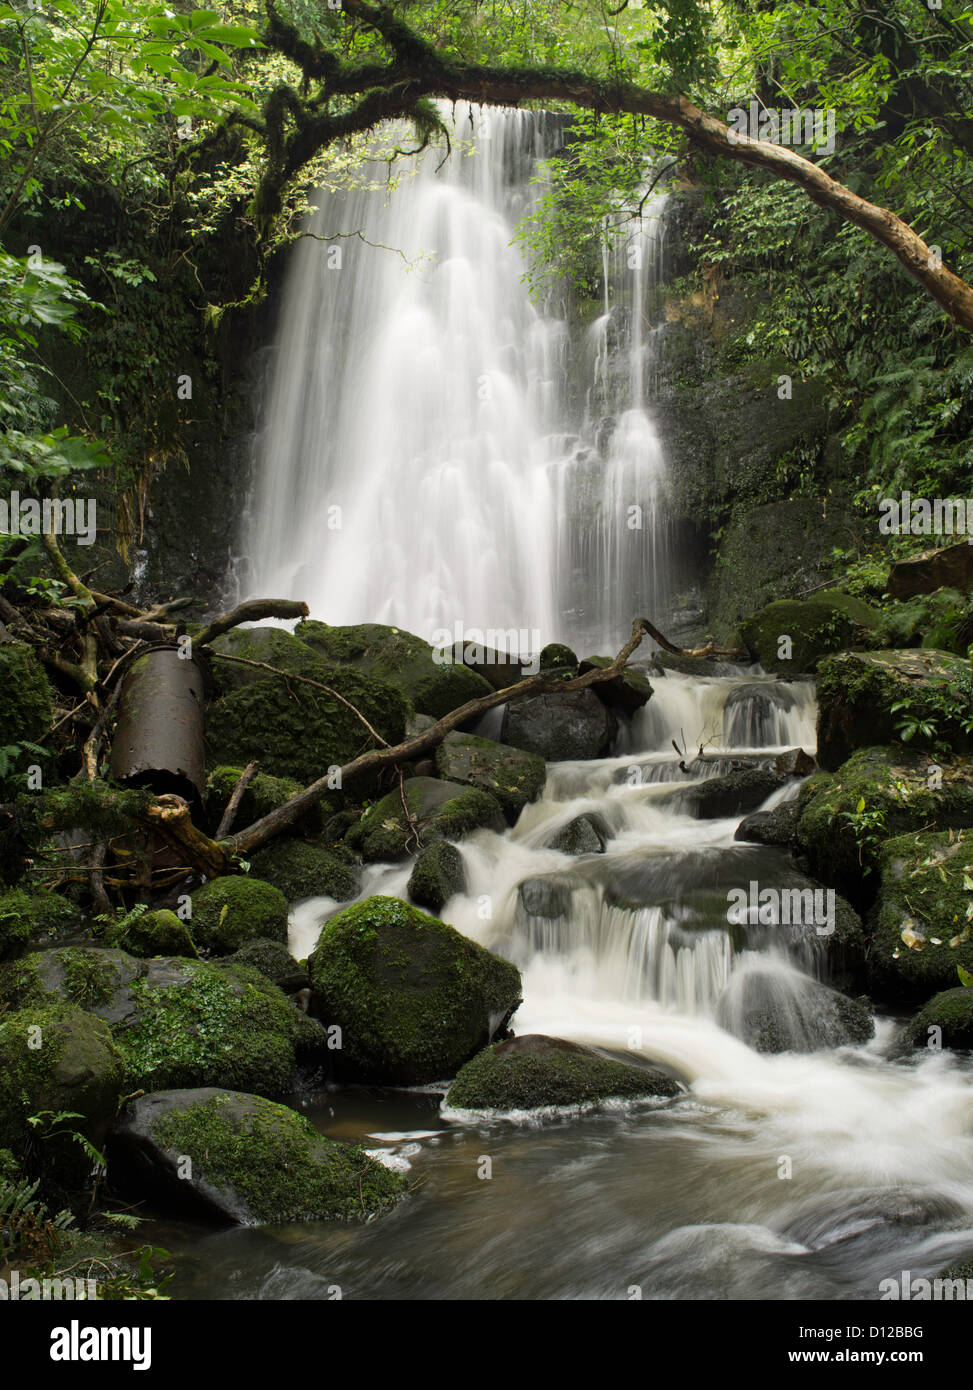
242;105;671;651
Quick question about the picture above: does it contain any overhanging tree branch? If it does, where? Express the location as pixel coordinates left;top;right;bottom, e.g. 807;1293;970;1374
248;0;973;333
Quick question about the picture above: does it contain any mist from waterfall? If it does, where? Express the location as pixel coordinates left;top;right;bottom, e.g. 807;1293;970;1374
242;105;670;652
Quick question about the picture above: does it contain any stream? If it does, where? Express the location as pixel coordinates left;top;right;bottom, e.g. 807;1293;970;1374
157;668;973;1300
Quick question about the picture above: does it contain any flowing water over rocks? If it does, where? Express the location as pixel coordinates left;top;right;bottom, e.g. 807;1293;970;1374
158;667;973;1300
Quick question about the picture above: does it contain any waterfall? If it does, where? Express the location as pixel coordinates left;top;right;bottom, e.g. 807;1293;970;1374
241;104;671;651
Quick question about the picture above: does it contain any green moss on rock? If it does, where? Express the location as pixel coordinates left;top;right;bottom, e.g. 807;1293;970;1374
407;840;466;912
191;876;288;954
0;888;85;959
111;1088;404;1225
295;619;493;718
250;837;359;904
308;895;521;1084
868;831;973;1003
444;1034;680;1111
796;747;973;897
433;732;546;823
901;987;973;1051
347;777;506;863
0;1001;123;1198
0;644;53;747
205;765;320;835
111;908;197;959
816;648;973;771
204;626;408;783
0;947;303;1096
739;594;880;675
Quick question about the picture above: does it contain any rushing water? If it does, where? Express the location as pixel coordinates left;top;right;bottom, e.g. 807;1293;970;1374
158;670;973;1300
196;106;973;1300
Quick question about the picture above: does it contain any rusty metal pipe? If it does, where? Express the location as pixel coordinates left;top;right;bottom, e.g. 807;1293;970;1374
110;645;205;805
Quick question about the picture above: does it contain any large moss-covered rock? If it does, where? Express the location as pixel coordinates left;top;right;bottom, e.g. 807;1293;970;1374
346;777;505;863
868;831;973;1003
0;1001;123;1196
816;648;973;771
501;688;616;762
190;876;289;953
796;747;973;896
110;908;196;959
109;1088;404;1225
0;644;53;747
433;732;546;823
0;947;303;1096
444;1034;680;1112
0;887;84;959
407;840;466;912
901;988;973;1052
204;626;408;782
308;895;522;1084
295;620;492;718
250;838;359;904
739;592;880;675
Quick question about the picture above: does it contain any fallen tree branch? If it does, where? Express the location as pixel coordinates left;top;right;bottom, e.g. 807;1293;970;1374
194;599;310;648
215;760;259;838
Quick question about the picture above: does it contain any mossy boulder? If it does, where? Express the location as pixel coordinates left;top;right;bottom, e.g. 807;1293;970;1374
250;837;359;904
407;840;466;912
901;988;973;1052
295;620;493;718
0;644;53;748
501;688;616;762
0;947;303;1096
204;626;408;783
739;592;881;675
539;643;578;672
816;648;973;771
578;656;653;717
190;876;289;953
433;732;546;823
110;909;197;959
796;747;973;898
109;1088;405;1225
220;939;309;994
308;895;522;1084
346;777;505;863
0;1001;124;1196
444;1034;680;1112
205;765;320;835
867;831;973;1003
0;887;84;958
